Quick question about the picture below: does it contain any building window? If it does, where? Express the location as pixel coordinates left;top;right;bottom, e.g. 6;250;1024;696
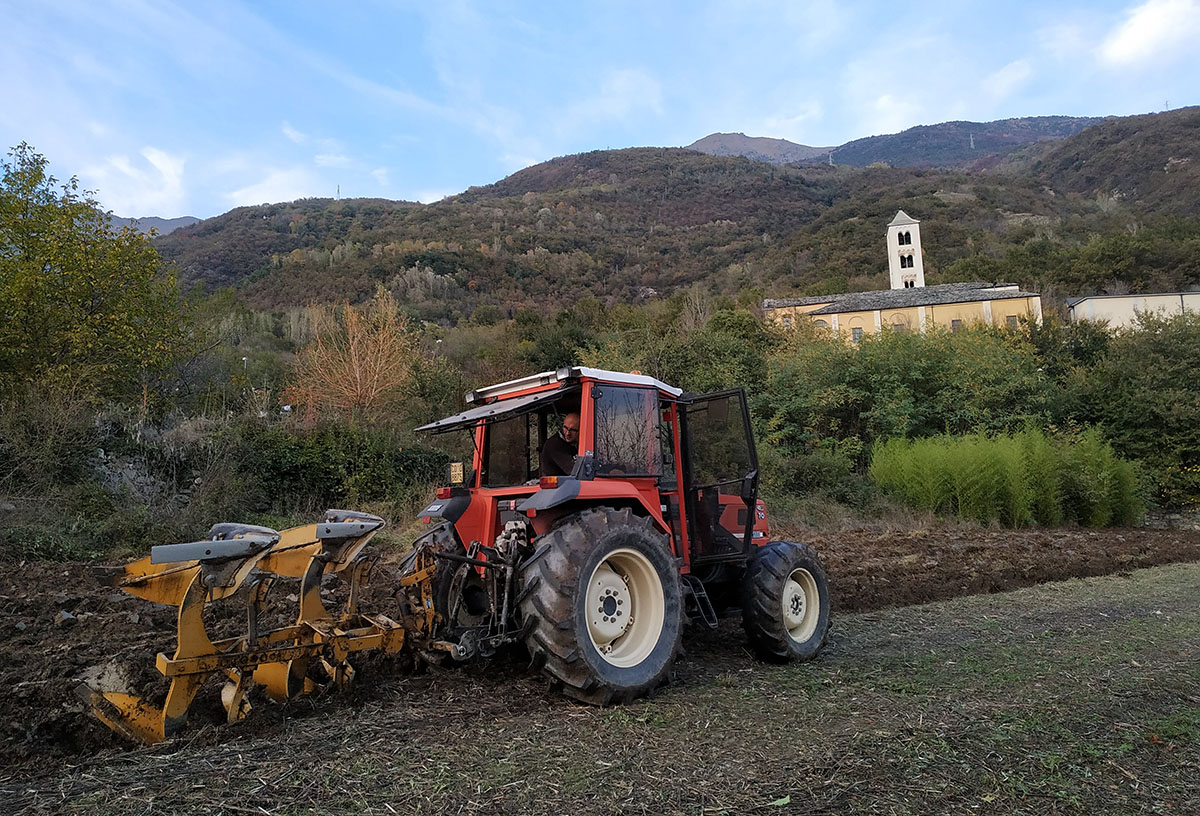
813;319;829;330
904;278;915;288
951;319;964;333
851;327;864;343
1005;315;1019;328
782;316;794;329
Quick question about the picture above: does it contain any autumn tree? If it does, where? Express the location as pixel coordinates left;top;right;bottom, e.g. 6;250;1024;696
286;287;420;425
0;143;187;400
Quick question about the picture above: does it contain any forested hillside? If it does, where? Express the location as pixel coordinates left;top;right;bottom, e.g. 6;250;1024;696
822;115;1102;168
150;108;1200;322
1017;107;1200;215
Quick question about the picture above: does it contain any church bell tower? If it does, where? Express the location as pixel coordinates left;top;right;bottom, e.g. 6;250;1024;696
887;210;925;290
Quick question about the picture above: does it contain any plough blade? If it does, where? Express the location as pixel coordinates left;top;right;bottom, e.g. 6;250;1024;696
80;509;428;744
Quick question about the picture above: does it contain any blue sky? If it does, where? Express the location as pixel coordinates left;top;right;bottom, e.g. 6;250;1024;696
3;0;1198;218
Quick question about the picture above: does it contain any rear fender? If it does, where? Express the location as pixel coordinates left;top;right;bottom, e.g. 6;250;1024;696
517;478;668;535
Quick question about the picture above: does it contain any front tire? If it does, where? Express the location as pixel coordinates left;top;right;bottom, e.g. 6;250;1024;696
743;540;831;663
519;507;683;704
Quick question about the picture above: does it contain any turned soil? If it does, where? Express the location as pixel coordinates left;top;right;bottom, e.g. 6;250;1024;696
2;525;1200;815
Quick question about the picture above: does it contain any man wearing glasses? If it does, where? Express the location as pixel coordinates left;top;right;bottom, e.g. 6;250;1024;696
539;412;580;477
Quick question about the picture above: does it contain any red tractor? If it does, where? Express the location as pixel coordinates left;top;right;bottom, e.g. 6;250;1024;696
82;366;832;743
413;366;830;703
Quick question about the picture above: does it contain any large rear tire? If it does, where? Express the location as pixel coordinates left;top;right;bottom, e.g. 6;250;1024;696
742;540;831;663
518;507;683;704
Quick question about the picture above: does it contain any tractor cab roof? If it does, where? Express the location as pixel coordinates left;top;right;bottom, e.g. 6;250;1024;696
415;366;681;434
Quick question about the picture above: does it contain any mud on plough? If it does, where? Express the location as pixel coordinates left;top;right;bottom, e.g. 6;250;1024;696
77;510;438;744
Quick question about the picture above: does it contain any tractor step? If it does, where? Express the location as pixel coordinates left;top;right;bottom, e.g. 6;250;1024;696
681;574;719;629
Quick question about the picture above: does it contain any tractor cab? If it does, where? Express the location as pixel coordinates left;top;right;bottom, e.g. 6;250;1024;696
416;366;767;574
413;366;827;706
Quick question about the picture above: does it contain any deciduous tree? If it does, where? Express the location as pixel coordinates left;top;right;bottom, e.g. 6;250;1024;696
0;143;185;400
285;287;419;425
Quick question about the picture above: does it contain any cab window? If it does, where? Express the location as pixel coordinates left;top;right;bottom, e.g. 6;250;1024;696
592;385;663;476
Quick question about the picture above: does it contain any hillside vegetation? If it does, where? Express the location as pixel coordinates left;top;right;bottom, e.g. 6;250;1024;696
151;108;1200;320
823;115;1103;168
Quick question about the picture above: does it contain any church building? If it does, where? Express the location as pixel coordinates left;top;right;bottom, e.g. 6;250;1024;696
763;211;1042;340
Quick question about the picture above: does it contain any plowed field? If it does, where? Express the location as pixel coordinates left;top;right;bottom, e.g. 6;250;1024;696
3;526;1200;815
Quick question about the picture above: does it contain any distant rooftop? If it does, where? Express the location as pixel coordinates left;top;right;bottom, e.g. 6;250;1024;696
764;282;1037;314
1065;291;1200;307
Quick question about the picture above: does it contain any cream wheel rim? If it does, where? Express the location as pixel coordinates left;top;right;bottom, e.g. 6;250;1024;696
781;568;820;642
585;548;665;667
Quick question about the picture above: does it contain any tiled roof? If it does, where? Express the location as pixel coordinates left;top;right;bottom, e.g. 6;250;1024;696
764;282;1038;314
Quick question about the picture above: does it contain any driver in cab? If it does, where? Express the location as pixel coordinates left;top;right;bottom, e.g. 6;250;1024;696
539;413;579;478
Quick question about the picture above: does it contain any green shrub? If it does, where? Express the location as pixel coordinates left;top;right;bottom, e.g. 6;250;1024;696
233;423;449;514
762;446;871;506
0;384;100;494
869;428;1142;528
1017;428;1063;525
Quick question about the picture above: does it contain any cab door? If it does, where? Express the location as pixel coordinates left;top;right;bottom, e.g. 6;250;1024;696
678;389;759;565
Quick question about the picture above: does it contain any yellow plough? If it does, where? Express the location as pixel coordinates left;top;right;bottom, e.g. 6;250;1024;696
78;510;438;744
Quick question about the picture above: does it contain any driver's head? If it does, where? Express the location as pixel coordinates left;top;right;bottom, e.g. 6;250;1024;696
561;412;580;441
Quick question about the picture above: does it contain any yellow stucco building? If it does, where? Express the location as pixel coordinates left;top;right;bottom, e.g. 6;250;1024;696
764;210;1043;339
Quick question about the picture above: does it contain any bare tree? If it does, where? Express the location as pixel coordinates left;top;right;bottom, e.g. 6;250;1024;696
285;287;418;426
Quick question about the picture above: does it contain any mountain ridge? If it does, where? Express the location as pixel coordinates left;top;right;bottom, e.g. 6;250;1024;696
110;214;200;235
687;115;1106;169
686;133;833;164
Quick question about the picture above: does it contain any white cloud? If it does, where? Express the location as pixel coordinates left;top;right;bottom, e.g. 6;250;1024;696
415;189;455;204
85;147;187;217
758;101;826;144
314;153;351;168
983;60;1034;100
867;94;912;137
282;121;307;144
1098;0;1200;68
500;153;543;173
371;167;390;188
1037;23;1088;60
225;167;324;208
552;68;664;143
582;68;663;121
